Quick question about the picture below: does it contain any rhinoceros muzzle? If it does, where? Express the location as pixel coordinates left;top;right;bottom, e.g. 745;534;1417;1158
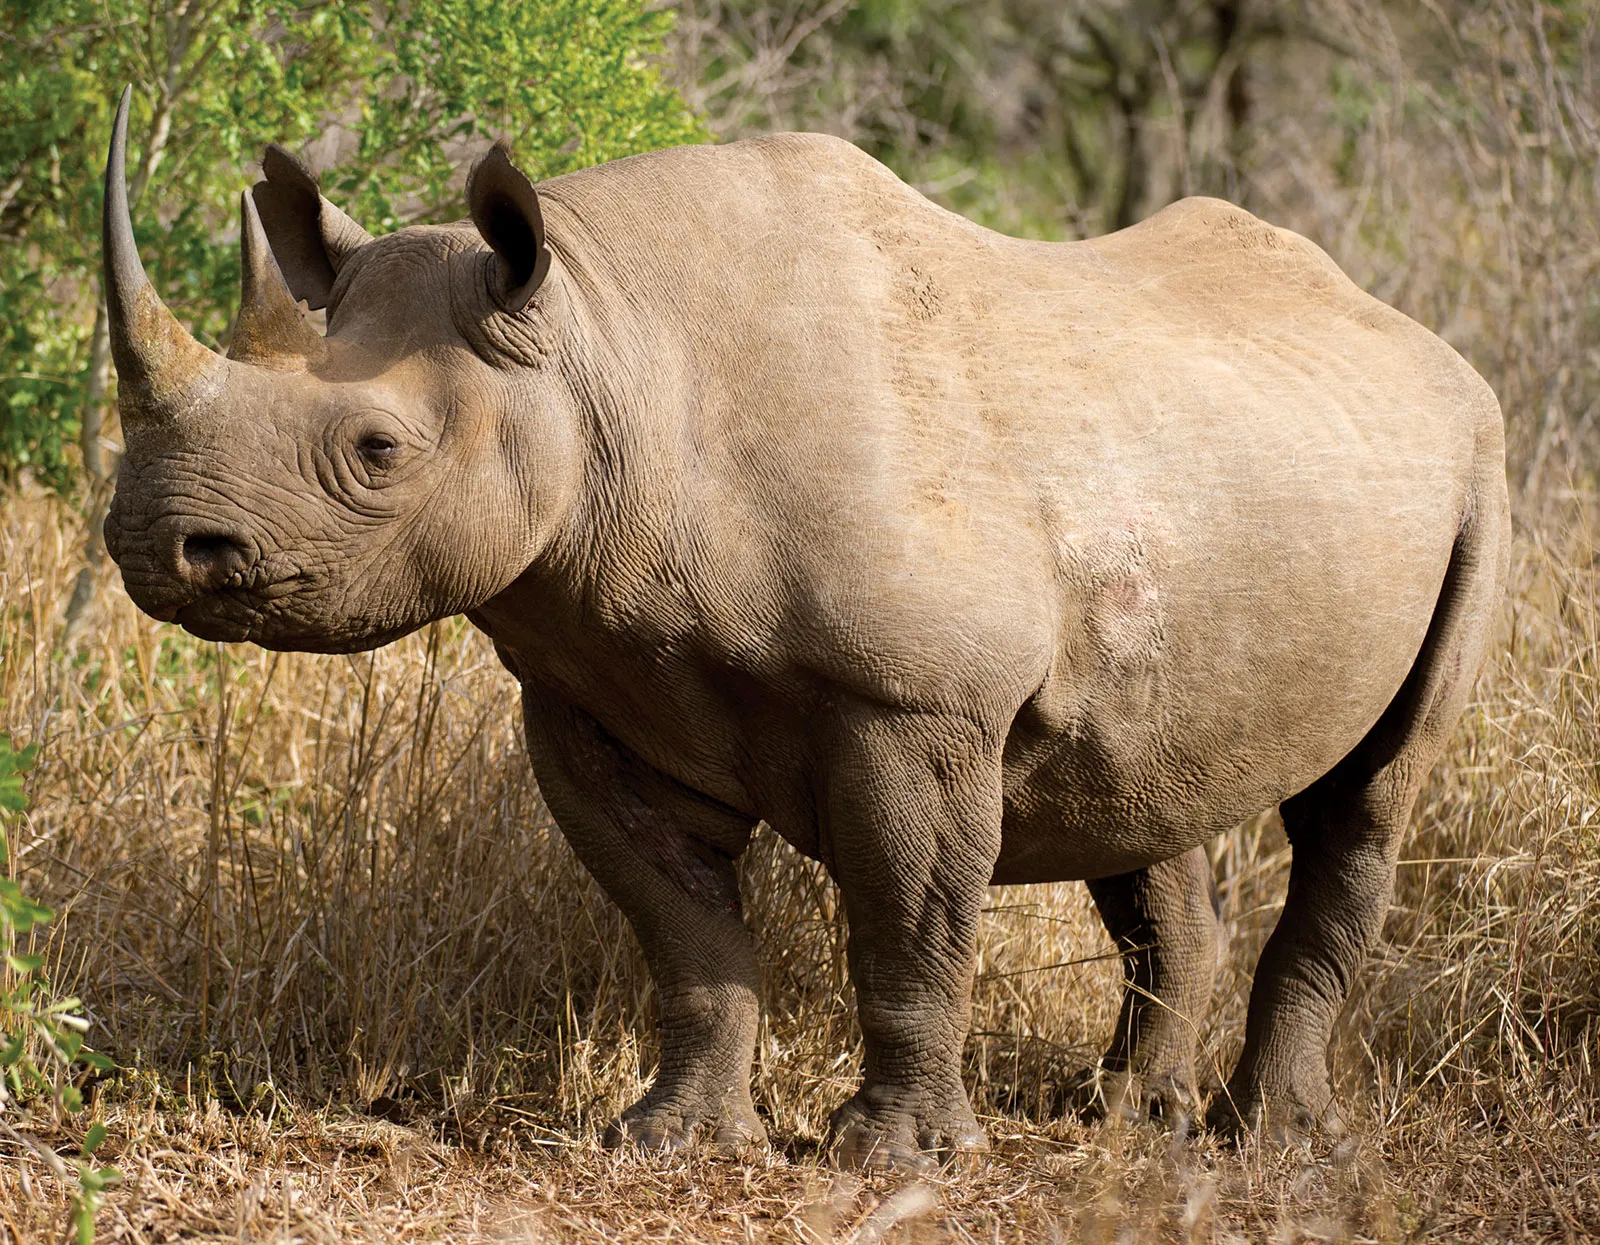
127;566;287;642
104;493;268;624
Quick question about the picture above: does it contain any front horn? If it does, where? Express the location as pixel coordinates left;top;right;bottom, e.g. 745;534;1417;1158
103;85;218;420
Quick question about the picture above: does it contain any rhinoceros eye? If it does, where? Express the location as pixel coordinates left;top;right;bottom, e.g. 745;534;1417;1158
339;411;419;489
356;432;400;467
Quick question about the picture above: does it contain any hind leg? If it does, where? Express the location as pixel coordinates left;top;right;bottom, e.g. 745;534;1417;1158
1211;484;1506;1141
1086;846;1222;1122
1208;765;1416;1140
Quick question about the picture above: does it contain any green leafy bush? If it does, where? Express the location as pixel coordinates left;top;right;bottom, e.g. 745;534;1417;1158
0;0;706;491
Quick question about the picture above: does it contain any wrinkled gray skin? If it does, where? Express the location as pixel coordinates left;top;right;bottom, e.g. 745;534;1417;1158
101;85;1508;1169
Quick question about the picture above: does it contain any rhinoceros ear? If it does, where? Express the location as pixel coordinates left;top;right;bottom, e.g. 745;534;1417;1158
250;144;373;311
466;141;551;313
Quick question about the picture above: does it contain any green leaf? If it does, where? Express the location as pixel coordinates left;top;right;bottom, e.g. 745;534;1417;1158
82;1121;106;1157
0;0;705;491
0;878;54;931
0;736;34;812
80;1163;122;1192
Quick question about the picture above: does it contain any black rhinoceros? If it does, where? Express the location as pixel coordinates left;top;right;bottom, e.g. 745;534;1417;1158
100;87;1507;1169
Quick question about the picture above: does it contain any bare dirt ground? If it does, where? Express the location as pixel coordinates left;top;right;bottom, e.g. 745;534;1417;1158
5;1072;1599;1240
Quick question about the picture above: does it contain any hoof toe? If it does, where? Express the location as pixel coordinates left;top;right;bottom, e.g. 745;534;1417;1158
1113;1072;1196;1127
604;1115;694;1153
604;1097;767;1157
1205;1089;1344;1147
1062;1067;1197;1128
833;1119;938;1174
707;1119;767;1158
827;1090;988;1172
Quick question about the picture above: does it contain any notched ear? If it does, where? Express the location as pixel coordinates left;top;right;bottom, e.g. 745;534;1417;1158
251;143;373;311
467;141;551;313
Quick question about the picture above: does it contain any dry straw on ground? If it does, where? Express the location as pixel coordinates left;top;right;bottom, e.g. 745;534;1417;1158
1;482;1594;1242
2;0;1598;1240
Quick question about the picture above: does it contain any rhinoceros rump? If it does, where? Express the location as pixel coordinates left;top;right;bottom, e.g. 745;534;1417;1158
101;86;1508;1168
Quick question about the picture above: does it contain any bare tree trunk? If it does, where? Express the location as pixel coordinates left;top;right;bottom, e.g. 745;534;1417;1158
60;301;114;646
1112;94;1150;231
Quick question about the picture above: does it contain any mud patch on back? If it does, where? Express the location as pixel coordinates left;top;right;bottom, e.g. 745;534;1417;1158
892;259;944;323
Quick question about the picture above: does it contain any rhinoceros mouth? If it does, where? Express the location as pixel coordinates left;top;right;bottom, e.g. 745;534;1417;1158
173;602;255;643
168;576;420;654
164;567;312;636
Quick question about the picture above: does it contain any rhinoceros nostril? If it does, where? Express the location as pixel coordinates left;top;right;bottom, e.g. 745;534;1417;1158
179;532;252;590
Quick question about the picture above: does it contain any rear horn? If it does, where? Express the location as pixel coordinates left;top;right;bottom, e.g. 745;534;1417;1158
229;188;325;364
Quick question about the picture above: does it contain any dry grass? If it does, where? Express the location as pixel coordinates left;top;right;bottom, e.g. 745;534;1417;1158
2;1;1598;1239
0;488;1595;1242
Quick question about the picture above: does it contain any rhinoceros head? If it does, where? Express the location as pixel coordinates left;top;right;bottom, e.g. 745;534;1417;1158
101;89;576;652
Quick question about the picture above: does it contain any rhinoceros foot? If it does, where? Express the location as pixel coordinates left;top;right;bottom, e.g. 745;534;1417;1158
827;1083;989;1172
1064;1066;1199;1127
1203;1084;1348;1148
603;1088;767;1157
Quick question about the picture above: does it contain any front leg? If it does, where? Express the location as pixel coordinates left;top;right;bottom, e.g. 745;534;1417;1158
519;690;764;1153
821;708;1004;1171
